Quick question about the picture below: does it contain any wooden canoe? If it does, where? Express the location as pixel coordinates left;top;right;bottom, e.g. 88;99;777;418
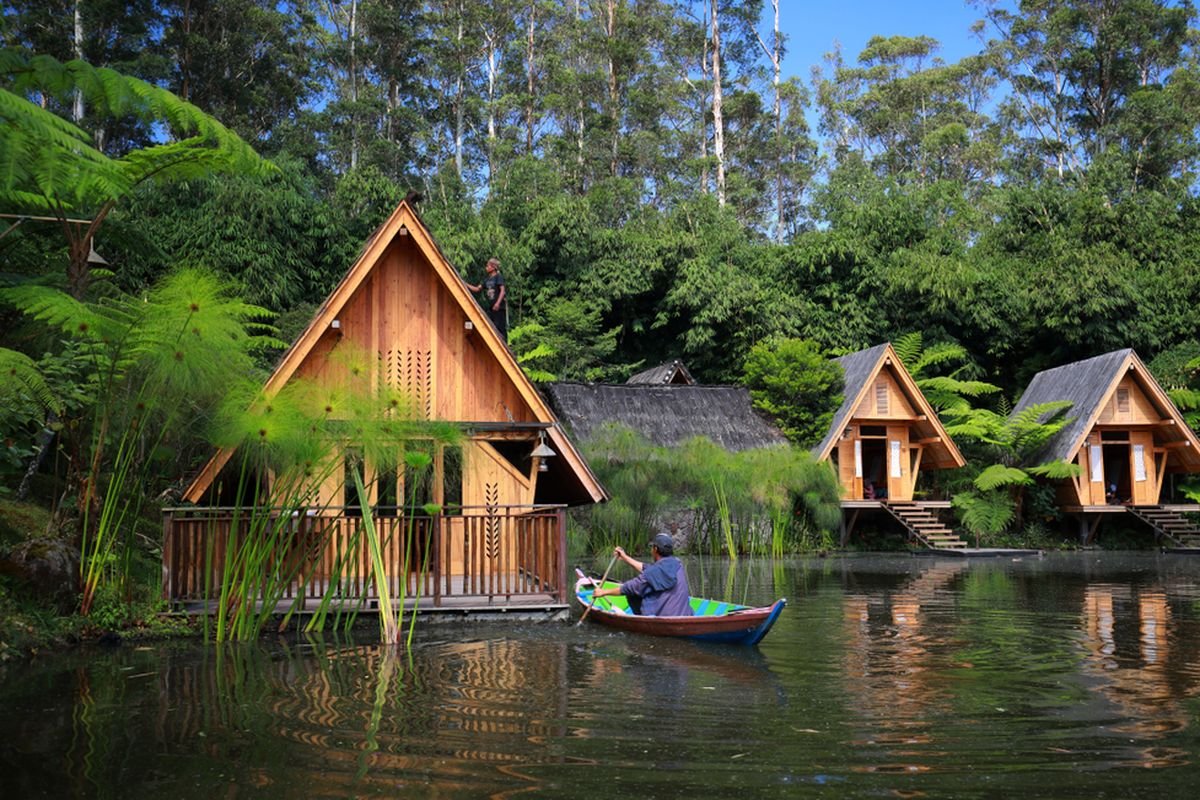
573;569;786;646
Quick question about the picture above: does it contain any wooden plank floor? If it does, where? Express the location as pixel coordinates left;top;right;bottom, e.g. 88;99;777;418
175;573;569;620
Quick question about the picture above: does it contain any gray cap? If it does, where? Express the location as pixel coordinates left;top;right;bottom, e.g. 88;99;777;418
649;533;674;556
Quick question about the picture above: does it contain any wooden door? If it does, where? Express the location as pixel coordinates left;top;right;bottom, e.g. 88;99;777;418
837;435;859;499
1129;431;1157;505
1083;435;1104;506
886;425;910;501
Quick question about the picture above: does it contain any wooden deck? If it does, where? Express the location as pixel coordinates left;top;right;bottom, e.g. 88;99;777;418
914;547;1043;558
176;575;570;623
162;506;569;608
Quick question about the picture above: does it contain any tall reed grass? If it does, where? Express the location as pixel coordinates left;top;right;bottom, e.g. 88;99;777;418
202;346;460;643
578;424;842;558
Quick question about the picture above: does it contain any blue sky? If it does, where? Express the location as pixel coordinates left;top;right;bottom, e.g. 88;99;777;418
775;0;986;81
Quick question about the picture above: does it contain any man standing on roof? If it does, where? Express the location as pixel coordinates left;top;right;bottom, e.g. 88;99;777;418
467;257;507;341
592;533;693;616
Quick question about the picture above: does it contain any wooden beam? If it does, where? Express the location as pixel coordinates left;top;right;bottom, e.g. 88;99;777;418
914;436;941;445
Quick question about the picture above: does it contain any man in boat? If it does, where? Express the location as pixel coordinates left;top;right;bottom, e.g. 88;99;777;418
592;533;693;616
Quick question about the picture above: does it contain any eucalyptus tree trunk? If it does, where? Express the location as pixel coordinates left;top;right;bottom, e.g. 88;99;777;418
709;0;726;206
73;0;84;123
603;0;619;177
525;1;537;154
755;0;783;239
574;0;586;188
349;0;359;171
454;8;465;175
484;28;500;191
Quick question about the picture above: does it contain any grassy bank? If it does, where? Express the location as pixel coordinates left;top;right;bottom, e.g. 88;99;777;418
0;499;198;661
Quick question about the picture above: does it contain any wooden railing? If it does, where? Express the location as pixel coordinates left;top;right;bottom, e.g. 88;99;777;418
162;506;568;606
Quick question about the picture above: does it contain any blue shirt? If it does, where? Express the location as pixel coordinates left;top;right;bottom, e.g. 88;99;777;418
620;556;693;616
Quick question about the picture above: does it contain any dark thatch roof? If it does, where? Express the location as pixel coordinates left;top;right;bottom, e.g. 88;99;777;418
626;360;696;385
811;343;891;460
542;382;787;451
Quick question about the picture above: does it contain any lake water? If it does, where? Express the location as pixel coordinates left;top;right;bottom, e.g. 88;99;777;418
4;552;1200;798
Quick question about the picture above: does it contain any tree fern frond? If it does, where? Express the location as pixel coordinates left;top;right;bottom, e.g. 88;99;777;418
953;490;1014;536
1168;387;1200;411
516;343;555;363
0;347;61;412
920;375;1000;398
893;331;922;366
0;284;122;342
974;464;1033;491
1008;400;1073;432
912;341;968;375
1027;459;1081;480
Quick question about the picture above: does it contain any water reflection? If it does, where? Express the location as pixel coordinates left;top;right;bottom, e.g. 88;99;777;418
1080;585;1199;768
841;562;967;774
5;554;1200;798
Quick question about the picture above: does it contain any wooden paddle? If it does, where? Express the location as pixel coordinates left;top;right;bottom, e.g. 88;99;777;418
576;552;619;627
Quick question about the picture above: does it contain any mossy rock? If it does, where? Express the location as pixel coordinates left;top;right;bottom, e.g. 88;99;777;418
0;498;52;551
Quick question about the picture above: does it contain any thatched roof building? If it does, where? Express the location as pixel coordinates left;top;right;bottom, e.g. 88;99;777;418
542;382;787;451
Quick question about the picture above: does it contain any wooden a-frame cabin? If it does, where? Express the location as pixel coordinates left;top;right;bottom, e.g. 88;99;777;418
812;343;967;549
1012;349;1200;546
164;199;606;612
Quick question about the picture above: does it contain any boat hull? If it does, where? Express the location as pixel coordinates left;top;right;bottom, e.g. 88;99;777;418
574;574;785;645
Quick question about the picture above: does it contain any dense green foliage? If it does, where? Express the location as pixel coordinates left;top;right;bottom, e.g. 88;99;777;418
0;0;1195;395
4;0;1200;574
743;338;843;447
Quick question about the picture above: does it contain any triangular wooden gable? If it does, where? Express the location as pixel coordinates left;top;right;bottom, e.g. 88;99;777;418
814;343;965;470
1021;349;1200;471
184;200;605;504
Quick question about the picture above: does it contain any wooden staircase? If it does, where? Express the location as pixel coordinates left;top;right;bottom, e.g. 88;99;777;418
1126;506;1200;549
884;502;968;551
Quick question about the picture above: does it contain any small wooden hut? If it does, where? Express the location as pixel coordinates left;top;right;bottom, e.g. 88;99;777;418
165;199;606;610
812;343;965;504
1012;349;1200;544
543;382;787;452
625;360;696;385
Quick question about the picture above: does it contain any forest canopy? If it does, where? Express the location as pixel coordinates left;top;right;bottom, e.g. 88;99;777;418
3;0;1200;399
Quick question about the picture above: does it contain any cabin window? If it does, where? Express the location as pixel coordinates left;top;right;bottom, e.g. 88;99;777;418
375;467;398;517
1100;431;1129;443
442;446;463;515
860;425;887;437
875;380;888;414
403;447;435;514
343;450;363;517
1116;387;1130;414
488;439;529;474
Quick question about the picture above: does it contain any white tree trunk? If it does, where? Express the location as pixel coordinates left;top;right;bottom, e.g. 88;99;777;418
525;1;536;154
454;12;465;176
575;0;586;184
485;30;499;190
755;0;783;239
349;0;359;171
605;0;619;177
710;0;726;206
73;0;85;123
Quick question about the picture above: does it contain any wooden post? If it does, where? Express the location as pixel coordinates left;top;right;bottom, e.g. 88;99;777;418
556;507;567;604
161;511;174;602
432;514;442;607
